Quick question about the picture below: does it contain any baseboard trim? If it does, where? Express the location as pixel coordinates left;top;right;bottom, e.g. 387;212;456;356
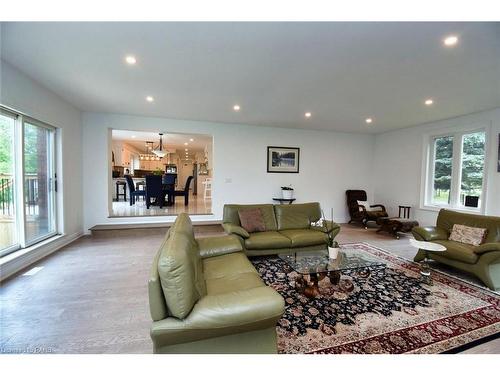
0;232;84;282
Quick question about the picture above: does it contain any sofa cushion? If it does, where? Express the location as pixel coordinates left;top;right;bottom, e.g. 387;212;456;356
205;272;264;295
274;203;322;230
279;229;328;248
433;240;479;264
238;208;266;233
203;252;258;279
449;224;487;246
157;214;206;319
244;231;292;250
223;204;278;231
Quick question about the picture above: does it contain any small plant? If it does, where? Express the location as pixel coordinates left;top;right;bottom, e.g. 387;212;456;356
321;208;339;248
153;168;163;176
281;185;293;190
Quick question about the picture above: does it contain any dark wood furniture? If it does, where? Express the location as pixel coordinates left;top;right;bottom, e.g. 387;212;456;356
398;205;411;219
145;175;164;209
346;190;388;229
125;175;146;206
171;176;194;206
115;180;127;202
272;198;296;205
376;217;419;239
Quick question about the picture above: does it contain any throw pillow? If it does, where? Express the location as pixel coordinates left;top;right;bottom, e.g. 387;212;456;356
448;224;487;246
357;200;370;212
238;208;266;233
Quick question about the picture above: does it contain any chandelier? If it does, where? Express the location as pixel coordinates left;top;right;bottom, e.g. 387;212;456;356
139;133;167;161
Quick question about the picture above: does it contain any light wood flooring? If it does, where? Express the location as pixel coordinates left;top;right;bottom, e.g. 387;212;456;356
0;223;498;354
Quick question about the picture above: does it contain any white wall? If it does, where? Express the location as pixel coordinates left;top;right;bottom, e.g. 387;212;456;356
82;112;376;231
0;60;83;237
373;108;500;226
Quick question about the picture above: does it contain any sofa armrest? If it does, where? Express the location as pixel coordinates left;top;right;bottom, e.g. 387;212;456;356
222;223;250;239
473;243;500;255
150;286;284;345
412;226;448;241
310;220;340;233
197;235;243;258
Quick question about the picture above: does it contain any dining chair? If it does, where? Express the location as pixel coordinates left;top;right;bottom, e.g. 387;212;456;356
145;175;165;209
172;176;194;206
125;175;146;206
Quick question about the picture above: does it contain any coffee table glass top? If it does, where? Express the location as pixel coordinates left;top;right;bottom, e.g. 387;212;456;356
278;248;386;275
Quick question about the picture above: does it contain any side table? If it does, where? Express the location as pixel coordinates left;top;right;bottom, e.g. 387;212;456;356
398;205;411;219
409;239;447;285
273;198;296;205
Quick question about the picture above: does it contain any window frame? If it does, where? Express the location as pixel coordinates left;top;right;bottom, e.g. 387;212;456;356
420;124;490;214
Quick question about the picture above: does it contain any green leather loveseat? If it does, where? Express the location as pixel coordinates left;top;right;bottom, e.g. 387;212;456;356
412;209;500;291
222;202;340;256
148;213;285;353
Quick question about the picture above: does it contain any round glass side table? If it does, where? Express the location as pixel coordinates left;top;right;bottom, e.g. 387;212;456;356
409;239;447;285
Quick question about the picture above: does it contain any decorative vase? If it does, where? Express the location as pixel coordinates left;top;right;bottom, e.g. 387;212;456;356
328;246;339;259
282;189;294;199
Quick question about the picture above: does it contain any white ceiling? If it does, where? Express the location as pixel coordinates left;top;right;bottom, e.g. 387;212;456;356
1;22;499;133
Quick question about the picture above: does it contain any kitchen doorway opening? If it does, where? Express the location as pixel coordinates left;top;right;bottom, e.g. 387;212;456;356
109;129;213;217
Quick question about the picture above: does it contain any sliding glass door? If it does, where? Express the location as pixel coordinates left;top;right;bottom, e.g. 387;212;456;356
24;121;56;245
0;108;57;257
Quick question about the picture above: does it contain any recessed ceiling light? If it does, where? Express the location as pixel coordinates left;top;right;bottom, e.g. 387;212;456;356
233;105;240;111
189;138;194;142
305;112;312;118
425;99;434;106
131;135;136;138
125;55;137;65
443;35;458;47
146;96;154;102
185;148;188;151
184;142;188;146
365;118;373;124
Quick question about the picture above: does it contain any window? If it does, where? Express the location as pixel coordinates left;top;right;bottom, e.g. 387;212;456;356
424;129;486;212
0;107;57;257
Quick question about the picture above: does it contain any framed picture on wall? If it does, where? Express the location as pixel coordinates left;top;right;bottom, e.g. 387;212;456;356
267;146;300;173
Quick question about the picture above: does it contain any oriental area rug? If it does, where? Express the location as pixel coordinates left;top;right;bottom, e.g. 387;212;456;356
251;243;500;354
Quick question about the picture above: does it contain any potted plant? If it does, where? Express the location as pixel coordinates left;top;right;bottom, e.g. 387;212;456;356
281;185;294;199
322;208;340;259
153;168;163;176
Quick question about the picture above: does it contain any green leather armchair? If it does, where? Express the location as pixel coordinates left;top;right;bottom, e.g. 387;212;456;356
412;209;500;291
148;213;285;353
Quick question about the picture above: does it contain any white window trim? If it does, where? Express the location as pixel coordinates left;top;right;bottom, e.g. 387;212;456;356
420;122;491;214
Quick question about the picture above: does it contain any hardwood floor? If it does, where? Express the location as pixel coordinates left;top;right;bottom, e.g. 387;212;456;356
1;223;498;354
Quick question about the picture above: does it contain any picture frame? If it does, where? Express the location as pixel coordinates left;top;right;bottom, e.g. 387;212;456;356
267;146;300;173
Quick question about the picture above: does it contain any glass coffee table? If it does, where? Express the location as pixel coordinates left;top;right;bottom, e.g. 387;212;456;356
279;248;386;298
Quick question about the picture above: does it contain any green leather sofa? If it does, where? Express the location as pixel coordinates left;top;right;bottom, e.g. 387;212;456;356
148;213;285;353
222;202;340;256
412;209;500;291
